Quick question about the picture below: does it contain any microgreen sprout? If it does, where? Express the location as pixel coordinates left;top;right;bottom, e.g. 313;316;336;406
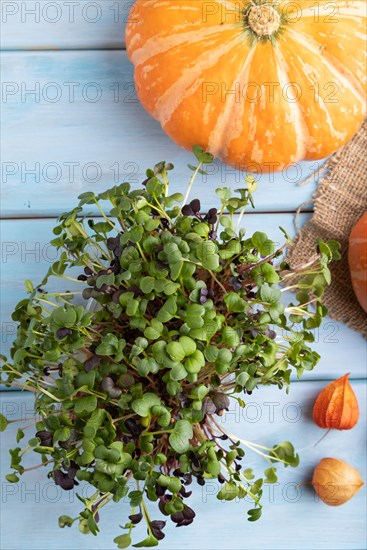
0;148;340;547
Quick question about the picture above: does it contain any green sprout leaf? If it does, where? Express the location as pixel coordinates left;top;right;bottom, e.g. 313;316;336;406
0;153;338;549
114;534;132;549
133;534;159;548
196;242;220;270
0;414;9;432
74;396;97;415
132;393;161;417
247;508;262;522
169;420;193;453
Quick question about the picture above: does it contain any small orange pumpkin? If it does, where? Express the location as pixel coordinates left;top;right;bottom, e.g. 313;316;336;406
348;212;367;313
126;1;366;172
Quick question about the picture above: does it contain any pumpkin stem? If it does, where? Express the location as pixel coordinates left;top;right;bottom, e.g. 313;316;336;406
247;4;281;37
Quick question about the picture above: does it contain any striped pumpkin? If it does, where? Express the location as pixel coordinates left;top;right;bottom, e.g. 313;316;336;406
348;212;367;313
126;0;366;172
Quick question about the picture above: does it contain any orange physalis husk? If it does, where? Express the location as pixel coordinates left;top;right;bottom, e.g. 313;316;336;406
313;374;359;430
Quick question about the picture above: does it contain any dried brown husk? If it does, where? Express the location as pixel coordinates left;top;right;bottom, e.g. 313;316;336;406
312;458;364;506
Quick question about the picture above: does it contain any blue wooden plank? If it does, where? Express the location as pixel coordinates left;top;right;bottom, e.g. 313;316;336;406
1;50;321;218
1;384;366;549
1;214;366;381
1;0;129;50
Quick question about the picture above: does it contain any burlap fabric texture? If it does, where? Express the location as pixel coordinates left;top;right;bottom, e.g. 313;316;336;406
286;120;367;338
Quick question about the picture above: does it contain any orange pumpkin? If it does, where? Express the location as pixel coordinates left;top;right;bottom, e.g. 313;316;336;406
348;212;367;313
126;1;366;172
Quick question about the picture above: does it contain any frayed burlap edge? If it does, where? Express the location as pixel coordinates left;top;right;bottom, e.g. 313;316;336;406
286;120;367;338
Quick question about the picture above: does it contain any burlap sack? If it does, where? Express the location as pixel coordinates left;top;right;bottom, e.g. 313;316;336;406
287;120;367;338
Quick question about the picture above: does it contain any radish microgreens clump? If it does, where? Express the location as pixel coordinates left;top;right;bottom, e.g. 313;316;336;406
0;148;340;548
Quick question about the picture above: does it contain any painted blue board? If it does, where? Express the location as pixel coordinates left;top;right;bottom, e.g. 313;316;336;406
1;0;129;50
1;384;366;549
1;214;366;381
1;4;366;548
0;50;321;218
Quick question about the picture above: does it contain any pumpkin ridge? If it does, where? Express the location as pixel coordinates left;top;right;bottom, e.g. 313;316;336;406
273;43;308;162
286;28;366;108
129;24;237;68
207;45;257;157
221;0;241;8
153;38;239;126
216;0;242;13
286;30;366;100
299;0;366;19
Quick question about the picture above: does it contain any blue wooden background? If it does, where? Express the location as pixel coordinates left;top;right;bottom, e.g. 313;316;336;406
0;2;366;549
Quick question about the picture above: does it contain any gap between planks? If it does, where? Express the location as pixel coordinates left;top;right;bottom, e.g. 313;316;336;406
0;210;314;221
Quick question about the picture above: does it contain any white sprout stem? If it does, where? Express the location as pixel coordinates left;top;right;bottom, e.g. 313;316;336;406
236;206;246;229
181;162;203;208
221;461;260;503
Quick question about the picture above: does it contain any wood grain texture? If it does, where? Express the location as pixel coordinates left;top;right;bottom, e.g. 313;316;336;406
1;385;366;550
1;50;322;218
1;214;366;382
1;0;129;50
